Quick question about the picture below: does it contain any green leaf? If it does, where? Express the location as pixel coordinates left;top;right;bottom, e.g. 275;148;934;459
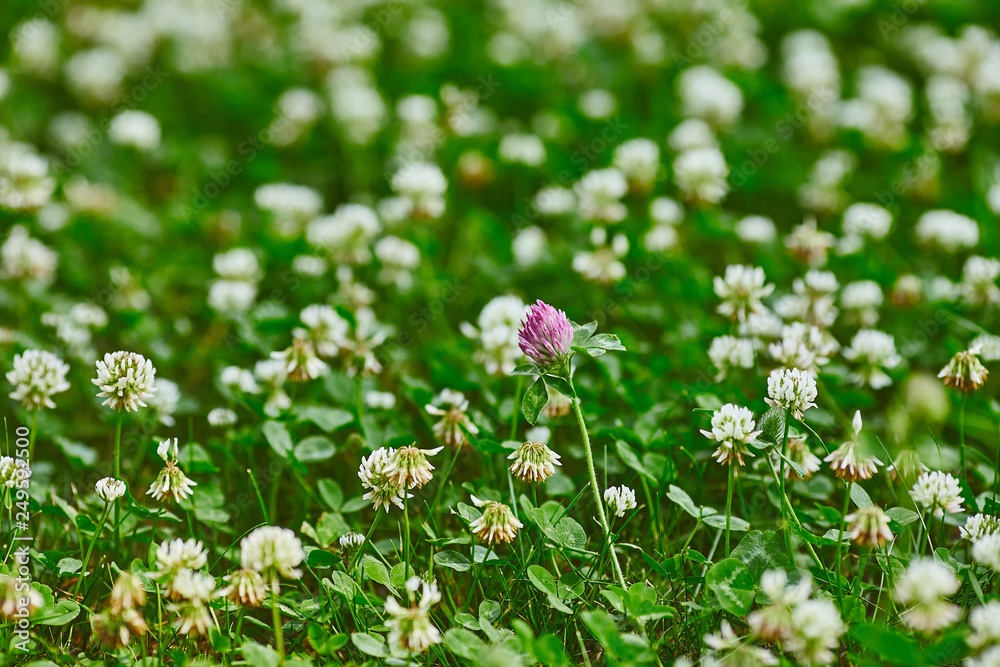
390;562;415;589
584;333;626;352
616;440;654;482
511;364;540;376
522;378;546;425
434;550;472;572
850;484;873;509
886;507;919;526
757;407;787;445
294;435;336;462
705;558;755;616
351;632;388;658
34;599;80;626
527;564;557;596
730;530;792;579
57;558;83;575
296;405;354;432
850;623;923;666
262;421;293;459
571;321;598;346
703;513;750;532
543;375;576;399
242;640;281;667
444;628;487;660
317;479;343;511
53;437;98;467
363;556;395;594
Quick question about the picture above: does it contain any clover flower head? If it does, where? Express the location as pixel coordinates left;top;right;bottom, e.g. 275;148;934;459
894;558;960;633
384;444;443;489
962;514;1000;542
425;389;479;447
6;349;70;410
714;265;774;321
95;477;126;502
765;368;818;420
911;471;964;517
359;447;411;512
701;403;761;466
148;438;197;503
240;526;304;593
845;505;893;546
469;495;523;544
604;485;637;518
92;350;157;412
508;440;562;483
518;300;574;370
155;538;208;577
385;577;443;654
938;347;989;392
222;568;267;607
972;533;1000;573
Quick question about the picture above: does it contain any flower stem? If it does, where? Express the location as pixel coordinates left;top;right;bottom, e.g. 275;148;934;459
777;410;792;554
959;393;968;481
27;410;38;463
403;494;411;576
429;444;460;517
113;412;124;551
468;543;493;609
570;389;627;589
836;481;852;612
725;462;735;555
74;503;111;599
348;511;383;574
271;589;285;665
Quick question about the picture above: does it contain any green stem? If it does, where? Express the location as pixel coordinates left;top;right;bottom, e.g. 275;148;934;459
428;445;460;517
348;511;383;574
272;589;285;665
27;410;38;463
74;503;111;598
510;376;522;441
113;412;123;551
248;468;269;522
777;410;792;555
403;494;411;576
960;394;968;481
468;544;493;610
725;463;735;555
570;389;627;589
836;481;852;612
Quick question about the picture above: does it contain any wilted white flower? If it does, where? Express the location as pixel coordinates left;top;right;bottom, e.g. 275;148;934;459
222;568;267;607
843;330;900;389
701;404;761;466
845;505;893;546
425;389;479;447
95;477;126;503
765;368;818;420
6;349;70;410
508;440;561;483
241;526;304;592
714;265;774;321
384;445;443;489
339;532;365;551
385;577;443;654
938;348;989;392
148;438;197;503
0;574;43;620
469;495;523;544
894;558;960;633
359;447;411;512
604;485;637;518
93;350;157;412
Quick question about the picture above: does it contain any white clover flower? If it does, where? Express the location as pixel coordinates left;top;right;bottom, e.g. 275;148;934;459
95;477;126;503
212;248;260;282
708;336;755;380
735;215;777;244
911;471;964;517
384;445;443;489
306;203;381;265
148;438;197;503
843;329;900;389
271;337;328;382
704;621;777;666
894;558;960;633
169;599;213;636
254;359;291;417
391;162;447;219
207;408;238;427
962;514;1000;542
169;569;216;604
1;574;43;620
299;304;349;357
841;280;883;326
108;110;161;151
0;456;31;489
574;168;628;223
6;349;70;410
339;532;365;551
512;226;547;266
765;368;818;420
460;295;529;376
375;235;421;290
972;533;1000;573
241;526;304;592
842;203;892;240
92;351;157;412
572;227;628;284
0;146;56;212
149;378;180;427
254;182;323;234
385;577;443;654
469;495;523;544
961;256;1000;305
838;66;913;149
359;447;411;512
208;280;258;314
222;568;267;607
1;225;57;284
604;485;637;518
508;440;562;483
916;210;979;252
845;505;893;546
678;65;744;127
533;186;576;216
499;133;546;166
673;147;729;203
155;538;208;576
425;389;479;447
701;404;761;466
968;601;1000;649
221;366;260;394
785;218;835;267
649;197;683;226
714;265;774;321
769;323;838;373
613;138;660;191
786;598;845;666
939;348;990;392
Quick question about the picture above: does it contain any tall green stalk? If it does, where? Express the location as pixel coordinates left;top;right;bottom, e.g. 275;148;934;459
724;463;735;555
835;481;852;611
74;502;112;598
271;589;285;665
569;385;627;590
959;394;968;481
113;412;124;550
